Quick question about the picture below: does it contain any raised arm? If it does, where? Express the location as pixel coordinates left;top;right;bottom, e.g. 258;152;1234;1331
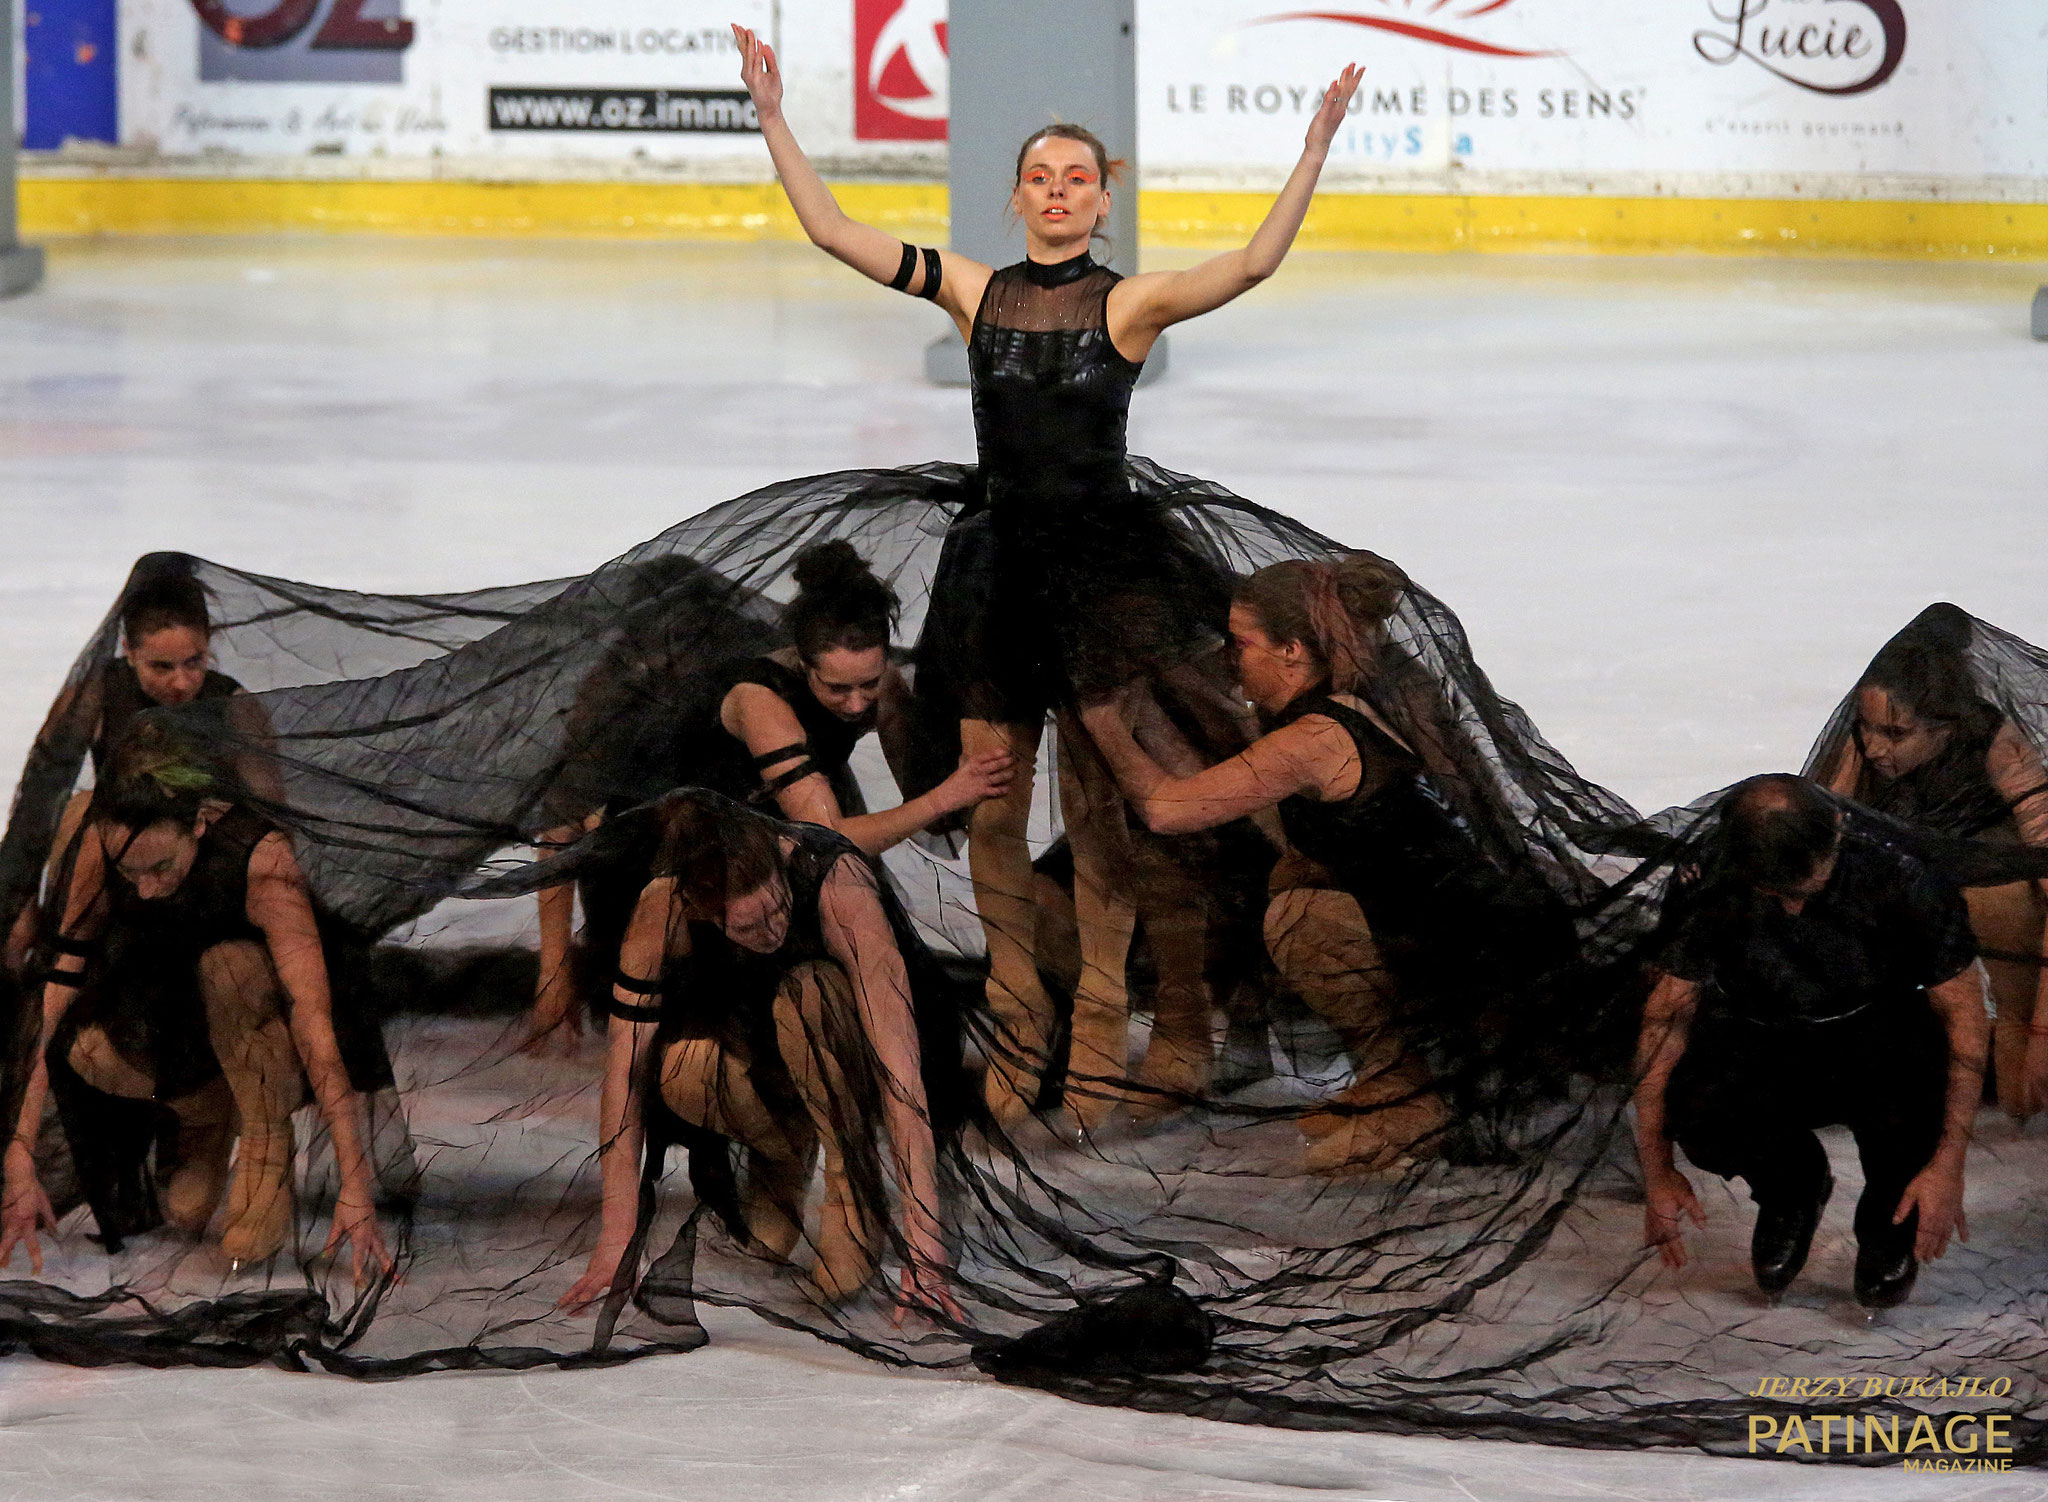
1632;970;1706;1269
1107;64;1362;358
816;858;955;1319
245;833;392;1282
733;25;990;334
559;877;672;1312
723;683;1012;855
0;824;108;1273
1080;695;1335;835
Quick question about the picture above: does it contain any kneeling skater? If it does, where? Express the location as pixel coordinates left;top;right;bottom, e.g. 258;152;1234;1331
0;727;395;1279
1635;774;1988;1309
538;790;956;1317
1084;553;1569;1170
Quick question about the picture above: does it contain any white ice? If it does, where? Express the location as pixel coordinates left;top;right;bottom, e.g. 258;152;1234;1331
2;238;2047;1500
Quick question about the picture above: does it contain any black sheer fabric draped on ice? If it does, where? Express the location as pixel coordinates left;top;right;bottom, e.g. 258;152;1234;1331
0;401;2043;1456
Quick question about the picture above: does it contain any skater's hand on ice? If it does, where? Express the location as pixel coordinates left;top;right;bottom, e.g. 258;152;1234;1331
560;1240;633;1313
1304;64;1364;155
732;25;783;122
520;978;586;1059
1895;1155;1968;1261
893;1257;963;1327
1643;1168;1704;1269
326;1190;396;1284
0;1147;56;1274
936;749;1016;814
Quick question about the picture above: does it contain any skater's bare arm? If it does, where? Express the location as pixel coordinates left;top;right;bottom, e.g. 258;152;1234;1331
817;859;956;1318
0;830;107;1271
1109;64;1361;354
1896;961;1991;1260
561;878;673;1312
1082;698;1339;835
733;25;990;331
725;683;1012;855
1633;971;1704;1269
1982;723;2048;1118
247;833;391;1279
526;820;593;1052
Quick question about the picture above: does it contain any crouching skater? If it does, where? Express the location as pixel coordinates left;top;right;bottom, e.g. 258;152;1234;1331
1634;774;1989;1310
516;790;959;1319
0;725;395;1281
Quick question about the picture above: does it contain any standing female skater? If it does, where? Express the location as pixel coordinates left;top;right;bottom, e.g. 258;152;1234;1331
525;542;1012;1050
733;23;1362;1127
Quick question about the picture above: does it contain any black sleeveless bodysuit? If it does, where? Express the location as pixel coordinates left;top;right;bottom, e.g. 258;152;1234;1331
576;655;875;976
1264;690;1571;1022
43;805;394;1248
632;811;969;1223
68;804;274;1100
917;253;1234;722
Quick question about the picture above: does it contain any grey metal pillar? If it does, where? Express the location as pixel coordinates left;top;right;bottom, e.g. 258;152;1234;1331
2;0;46;297
926;0;1161;384
2032;287;2047;341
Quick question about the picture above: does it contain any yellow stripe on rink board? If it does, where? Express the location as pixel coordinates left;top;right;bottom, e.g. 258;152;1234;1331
18;178;952;242
19;176;2048;258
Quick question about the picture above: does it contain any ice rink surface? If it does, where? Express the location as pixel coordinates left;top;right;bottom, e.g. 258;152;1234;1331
3;238;2047;1499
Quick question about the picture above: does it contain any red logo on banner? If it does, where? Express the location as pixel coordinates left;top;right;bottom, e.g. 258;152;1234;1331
1254;0;1558;59
854;0;948;140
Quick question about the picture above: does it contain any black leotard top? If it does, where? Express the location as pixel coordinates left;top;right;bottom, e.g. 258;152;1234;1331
645;810;965;1129
102;803;271;954
61;805;275;1107
91;661;243;778
968;252;1141;515
701;656;870;813
1262;689;1554;987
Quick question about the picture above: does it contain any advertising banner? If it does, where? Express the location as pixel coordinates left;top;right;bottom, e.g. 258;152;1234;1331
100;0;2048;198
123;0;779;160
1138;0;2048;191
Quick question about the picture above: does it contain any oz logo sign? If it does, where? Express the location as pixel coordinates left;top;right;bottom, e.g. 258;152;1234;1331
195;0;414;84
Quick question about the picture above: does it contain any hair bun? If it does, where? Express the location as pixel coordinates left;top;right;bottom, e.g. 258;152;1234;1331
787;542;899;659
1333;551;1409;625
791;540;869;596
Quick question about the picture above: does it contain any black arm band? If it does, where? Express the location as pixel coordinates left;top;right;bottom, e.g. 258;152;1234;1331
48;934;94;958
759;759;820;796
750;740;810;770
918;246;942;302
39;969;82;990
603;995;664;1023
614;970;664;997
888;241;919;292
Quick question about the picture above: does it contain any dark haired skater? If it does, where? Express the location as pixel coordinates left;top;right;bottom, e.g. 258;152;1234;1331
508;791;958;1318
734;23;1365;1128
1805;603;2048;1119
1633;775;1990;1310
0;727;395;1281
4;562;275;972
525;541;1013;1050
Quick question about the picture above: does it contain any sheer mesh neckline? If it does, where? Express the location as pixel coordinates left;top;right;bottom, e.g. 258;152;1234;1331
1021;251;1100;288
